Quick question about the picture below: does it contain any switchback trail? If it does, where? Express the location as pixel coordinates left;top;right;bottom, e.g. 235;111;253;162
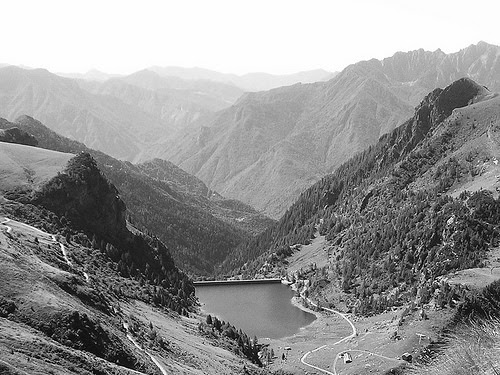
0;217;87;282
123;322;169;375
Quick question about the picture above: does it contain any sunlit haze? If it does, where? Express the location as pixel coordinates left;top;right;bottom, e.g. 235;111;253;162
2;0;500;75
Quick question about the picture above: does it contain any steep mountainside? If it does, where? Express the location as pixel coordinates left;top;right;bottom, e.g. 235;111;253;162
0;116;273;276
148;66;334;92
137;159;274;236
159;41;500;218
224;78;500;317
0;147;264;374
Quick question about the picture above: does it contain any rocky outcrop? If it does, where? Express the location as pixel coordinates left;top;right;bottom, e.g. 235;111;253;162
379;78;487;167
32;152;127;242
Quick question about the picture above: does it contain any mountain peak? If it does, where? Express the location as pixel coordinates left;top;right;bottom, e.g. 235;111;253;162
434;77;487;117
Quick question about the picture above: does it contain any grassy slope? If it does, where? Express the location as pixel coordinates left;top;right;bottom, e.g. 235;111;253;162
0;142;73;191
0;144;270;374
0;213;254;375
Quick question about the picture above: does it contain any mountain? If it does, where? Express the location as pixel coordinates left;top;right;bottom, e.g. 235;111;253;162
0;65;165;160
225;78;500;310
158;41;500;218
137;158;274;236
0;116;273;276
117;69;244;108
78;69;243;136
0;142;263;374
223;77;500;373
57;68;123;81
148;65;335;91
0;66;243;162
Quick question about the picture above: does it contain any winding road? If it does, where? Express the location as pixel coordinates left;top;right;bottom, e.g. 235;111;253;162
299;296;399;375
300;297;357;375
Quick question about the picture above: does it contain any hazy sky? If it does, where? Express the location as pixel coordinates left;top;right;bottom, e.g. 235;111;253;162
2;0;499;75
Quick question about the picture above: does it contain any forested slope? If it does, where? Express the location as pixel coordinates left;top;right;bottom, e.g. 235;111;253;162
224;78;500;314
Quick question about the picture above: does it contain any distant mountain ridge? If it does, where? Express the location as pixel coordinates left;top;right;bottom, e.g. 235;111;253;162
158;41;500;218
0;65;242;162
1;42;498;219
58;68;123;81
148;66;335;92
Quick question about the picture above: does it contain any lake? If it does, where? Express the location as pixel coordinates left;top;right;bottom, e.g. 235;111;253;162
196;282;316;339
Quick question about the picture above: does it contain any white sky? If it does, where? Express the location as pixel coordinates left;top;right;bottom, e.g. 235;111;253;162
1;0;499;75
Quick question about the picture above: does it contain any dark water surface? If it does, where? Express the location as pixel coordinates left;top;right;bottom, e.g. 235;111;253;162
195;282;316;339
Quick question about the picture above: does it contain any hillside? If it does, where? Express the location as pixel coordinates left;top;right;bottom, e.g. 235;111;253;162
0;116;273;276
158;41;500;218
137;159;274;236
0;121;38;147
0;147;267;374
0;142;72;192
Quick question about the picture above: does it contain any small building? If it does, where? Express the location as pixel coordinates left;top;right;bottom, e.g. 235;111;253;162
340;352;352;363
402;352;413;362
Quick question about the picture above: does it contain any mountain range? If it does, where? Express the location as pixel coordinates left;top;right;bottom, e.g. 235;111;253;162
2;75;499;375
148;66;335;92
1;41;498;217
158;41;500;218
3;42;500;374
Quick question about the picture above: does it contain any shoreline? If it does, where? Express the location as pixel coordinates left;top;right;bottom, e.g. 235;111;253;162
290;294;323;319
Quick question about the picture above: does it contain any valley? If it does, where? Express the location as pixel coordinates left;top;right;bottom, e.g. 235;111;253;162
2;37;500;375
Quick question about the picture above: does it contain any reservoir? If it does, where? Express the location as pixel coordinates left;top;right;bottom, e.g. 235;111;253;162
196;282;316;339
